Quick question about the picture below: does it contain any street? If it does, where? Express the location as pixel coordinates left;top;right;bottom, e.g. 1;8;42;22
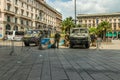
0;41;120;80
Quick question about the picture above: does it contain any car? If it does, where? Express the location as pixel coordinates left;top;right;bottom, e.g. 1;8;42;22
69;27;91;48
5;30;24;41
22;29;44;46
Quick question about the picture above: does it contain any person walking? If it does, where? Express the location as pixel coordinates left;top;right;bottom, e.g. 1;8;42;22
54;31;61;48
38;31;44;49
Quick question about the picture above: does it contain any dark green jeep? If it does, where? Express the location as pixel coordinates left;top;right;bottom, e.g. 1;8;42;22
22;30;43;46
69;27;91;48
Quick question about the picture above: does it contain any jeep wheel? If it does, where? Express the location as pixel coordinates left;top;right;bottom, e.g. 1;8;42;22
35;42;39;46
69;43;73;48
85;43;90;49
24;41;30;46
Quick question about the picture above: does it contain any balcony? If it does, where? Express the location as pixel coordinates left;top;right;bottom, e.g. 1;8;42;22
35;18;45;24
6;0;11;4
4;9;15;16
20;15;32;20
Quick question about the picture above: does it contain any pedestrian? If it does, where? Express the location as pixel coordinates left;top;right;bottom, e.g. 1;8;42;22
38;31;44;49
54;31;61;48
90;34;95;46
96;36;102;50
64;32;69;47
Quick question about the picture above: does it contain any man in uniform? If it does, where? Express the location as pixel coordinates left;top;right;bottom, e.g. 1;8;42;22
54;31;61;48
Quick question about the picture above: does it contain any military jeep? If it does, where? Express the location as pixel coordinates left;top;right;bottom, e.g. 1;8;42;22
22;29;43;46
69;27;91;48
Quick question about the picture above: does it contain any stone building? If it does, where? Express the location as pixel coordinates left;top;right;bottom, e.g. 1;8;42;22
0;0;62;39
77;13;120;38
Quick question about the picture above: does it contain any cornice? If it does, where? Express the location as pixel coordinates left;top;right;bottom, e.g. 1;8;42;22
77;12;120;17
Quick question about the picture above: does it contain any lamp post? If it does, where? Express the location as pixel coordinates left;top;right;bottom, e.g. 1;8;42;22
74;0;77;27
9;39;14;55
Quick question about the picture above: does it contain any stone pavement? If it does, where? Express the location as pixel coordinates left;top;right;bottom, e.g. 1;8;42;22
0;40;120;80
1;46;120;80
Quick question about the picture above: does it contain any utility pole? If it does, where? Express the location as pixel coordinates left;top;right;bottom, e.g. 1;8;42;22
74;0;77;27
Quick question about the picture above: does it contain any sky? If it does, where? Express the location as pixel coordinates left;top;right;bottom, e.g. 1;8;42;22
46;0;120;20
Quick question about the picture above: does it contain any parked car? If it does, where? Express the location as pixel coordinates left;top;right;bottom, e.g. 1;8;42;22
22;29;44;46
5;30;24;41
69;27;91;48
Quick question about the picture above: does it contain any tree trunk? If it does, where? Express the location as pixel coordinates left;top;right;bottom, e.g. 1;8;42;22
103;29;106;42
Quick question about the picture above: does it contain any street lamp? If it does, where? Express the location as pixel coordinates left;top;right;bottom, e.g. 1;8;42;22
74;0;77;27
9;39;14;55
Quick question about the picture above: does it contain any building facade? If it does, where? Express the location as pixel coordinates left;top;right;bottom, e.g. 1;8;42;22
0;0;62;39
77;13;120;38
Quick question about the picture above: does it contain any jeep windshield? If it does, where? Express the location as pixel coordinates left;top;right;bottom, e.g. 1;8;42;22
72;29;87;33
26;30;41;34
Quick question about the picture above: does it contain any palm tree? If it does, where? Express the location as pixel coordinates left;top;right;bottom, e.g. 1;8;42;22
97;21;111;40
61;17;75;34
89;27;97;35
77;24;82;27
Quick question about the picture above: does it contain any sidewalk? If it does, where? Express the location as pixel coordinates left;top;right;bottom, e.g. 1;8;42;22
101;42;120;50
60;41;120;50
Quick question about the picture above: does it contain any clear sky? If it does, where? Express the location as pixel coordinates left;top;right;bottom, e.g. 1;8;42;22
46;0;120;19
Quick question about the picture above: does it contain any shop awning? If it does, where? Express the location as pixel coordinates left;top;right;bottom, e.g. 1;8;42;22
106;32;117;37
118;32;120;34
113;32;117;37
106;32;112;37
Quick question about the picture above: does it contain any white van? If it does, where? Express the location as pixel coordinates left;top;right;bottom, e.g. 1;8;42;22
5;30;24;41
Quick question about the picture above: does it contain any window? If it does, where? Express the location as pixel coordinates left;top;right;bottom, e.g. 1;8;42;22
31;7;33;11
109;19;112;22
22;2;24;7
21;10;24;15
27;12;29;17
36;14;37;19
15;0;18;5
27;5;28;9
31;13;33;19
114;19;116;23
89;20;91;22
21;19;23;24
118;23;120;28
114;23;116;29
31;22;33;26
72;29;79;33
0;13;1;18
26;21;28;25
15;7;18;14
15;18;17;23
7;4;11;11
21;26;24;29
118;19;120;23
110;23;112;27
7;16;10;22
